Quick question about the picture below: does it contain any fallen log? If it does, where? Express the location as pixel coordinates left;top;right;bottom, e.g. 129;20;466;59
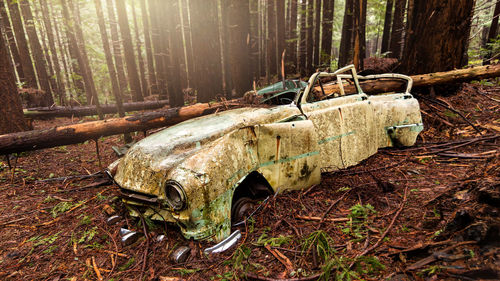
318;64;500;95
24;100;170;119
0;102;239;155
1;65;500;155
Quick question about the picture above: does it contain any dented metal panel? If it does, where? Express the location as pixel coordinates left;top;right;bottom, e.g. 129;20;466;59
110;65;424;243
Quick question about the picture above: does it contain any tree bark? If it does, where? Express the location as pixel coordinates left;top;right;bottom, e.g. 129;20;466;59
305;0;314;73
164;0;184;107
266;0;277;82
298;0;307;75
106;0;128;99
353;0;367;70
115;0;143;102
0;25;28;134
286;0;298;73
312;0;321;67
227;0;252;96
338;0;354;67
53;5;74;102
276;0;285;78
249;0;260;79
483;0;500;65
6;0;37;89
148;0;166;99
189;0;223;102
321;0;334;66
24;100;170;119
94;0;124;121
131;2;148;98
380;0;393;54
19;0;54;106
40;0;66;105
139;0;156;94
0;1;24;82
389;0;405;59
400;0;475;74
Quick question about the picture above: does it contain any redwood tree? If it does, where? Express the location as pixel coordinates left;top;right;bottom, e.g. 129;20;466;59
286;0;298;73
380;0;394;54
339;0;354;67
6;0;37;89
389;0;405;59
139;0;156;93
115;0;143;102
321;0;334;66
0;26;28;134
266;0;277;81
189;0;222;102
227;0;252;95
400;0;475;74
0;1;24;82
19;0;53;106
483;0;500;65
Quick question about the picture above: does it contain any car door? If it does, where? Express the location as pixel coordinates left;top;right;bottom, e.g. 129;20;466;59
298;67;378;171
256;118;321;193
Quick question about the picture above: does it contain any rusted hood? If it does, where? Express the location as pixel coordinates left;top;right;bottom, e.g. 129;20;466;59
113;106;295;194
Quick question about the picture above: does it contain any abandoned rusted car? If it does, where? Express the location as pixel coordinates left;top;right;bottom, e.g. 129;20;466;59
107;65;423;243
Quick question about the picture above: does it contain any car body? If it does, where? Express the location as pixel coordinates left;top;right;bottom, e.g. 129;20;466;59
108;65;423;242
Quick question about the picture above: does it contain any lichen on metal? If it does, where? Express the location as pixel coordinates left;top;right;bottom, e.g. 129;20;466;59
109;65;423;242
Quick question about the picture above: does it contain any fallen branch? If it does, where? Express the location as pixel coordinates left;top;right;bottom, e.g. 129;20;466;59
246;272;321;281
24;100;170;119
295;215;349;223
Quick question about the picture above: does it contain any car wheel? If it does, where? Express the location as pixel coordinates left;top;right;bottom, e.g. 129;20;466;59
231;197;256;224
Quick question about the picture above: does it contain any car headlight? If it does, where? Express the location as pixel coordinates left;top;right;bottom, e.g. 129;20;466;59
164;181;186;210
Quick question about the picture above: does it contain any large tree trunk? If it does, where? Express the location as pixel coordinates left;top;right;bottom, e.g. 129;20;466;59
305;0;314;74
483;0;500;65
298;0;307;75
353;0;367;70
19;0;54;106
6;0;37;89
338;0;354;67
266;0;277;82
312;0;321;67
321;0;334;66
131;3;149;98
4;64;500;155
400;0;475;74
0;1;24;82
24;100;170;119
115;0;143;102
249;0;260;79
286;0;298;73
0;25;28;134
106;0;128;99
189;0;223;102
70;0;102;114
276;0;285;78
53;5;74;102
164;0;184;107
60;0;85;100
139;0;156;95
388;0;405;59
227;0;252;96
148;0;166;100
94;0;124;121
380;0;393;54
40;0;66;105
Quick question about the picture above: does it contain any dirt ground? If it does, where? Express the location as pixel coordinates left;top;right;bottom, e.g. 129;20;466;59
0;82;499;281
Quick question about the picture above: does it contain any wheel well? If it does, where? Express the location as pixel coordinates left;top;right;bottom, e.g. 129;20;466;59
232;171;274;205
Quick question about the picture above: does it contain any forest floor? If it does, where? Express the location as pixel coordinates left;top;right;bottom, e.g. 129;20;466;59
0;82;499;281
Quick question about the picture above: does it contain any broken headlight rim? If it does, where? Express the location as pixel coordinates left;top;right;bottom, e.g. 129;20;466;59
164;180;187;211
